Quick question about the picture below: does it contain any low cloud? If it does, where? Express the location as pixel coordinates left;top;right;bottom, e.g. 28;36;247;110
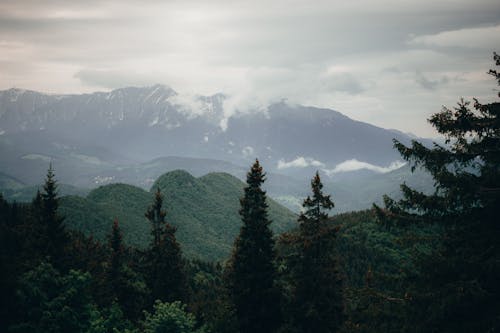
277;156;325;169
323;159;405;175
242;146;255;158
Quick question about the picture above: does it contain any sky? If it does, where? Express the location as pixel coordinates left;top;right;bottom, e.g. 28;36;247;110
1;0;499;137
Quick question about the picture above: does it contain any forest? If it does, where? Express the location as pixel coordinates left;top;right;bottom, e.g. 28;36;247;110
0;54;498;333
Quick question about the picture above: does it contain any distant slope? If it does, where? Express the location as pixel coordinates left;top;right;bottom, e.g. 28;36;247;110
61;170;297;261
271;165;435;213
0;171;25;190
1;182;90;203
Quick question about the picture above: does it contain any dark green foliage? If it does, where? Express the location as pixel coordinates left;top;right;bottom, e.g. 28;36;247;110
108;219;125;291
187;260;238;333
146;188;167;247
103;219;148;320
60;171;296;261
153;170;295;260
281;172;344;333
0;195;26;331
142;301;207;333
226;160;282;333
10;262;95;333
375;53;500;332
332;210;439;332
40;165;69;268
87;302;135;333
145;188;187;304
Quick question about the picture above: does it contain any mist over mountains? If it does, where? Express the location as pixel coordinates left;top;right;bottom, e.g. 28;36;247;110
0;85;434;212
0;85;421;167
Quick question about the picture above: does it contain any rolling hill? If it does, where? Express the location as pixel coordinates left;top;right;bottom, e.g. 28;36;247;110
60;170;297;261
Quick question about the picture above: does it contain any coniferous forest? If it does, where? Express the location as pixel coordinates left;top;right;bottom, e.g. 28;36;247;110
0;55;499;333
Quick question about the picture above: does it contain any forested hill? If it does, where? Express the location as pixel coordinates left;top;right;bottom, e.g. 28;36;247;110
60;169;296;261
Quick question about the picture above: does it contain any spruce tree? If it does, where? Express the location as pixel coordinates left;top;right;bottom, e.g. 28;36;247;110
375;53;500;332
40;164;68;268
290;171;344;333
106;219;125;302
226;159;281;333
145;188;186;304
104;218;147;321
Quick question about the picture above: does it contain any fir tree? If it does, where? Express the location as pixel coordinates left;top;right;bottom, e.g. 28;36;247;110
290;171;344;333
145;188;186;304
145;188;167;247
375;53;500;332
104;218;148;321
226;159;281;333
40;164;68;268
109;220;124;277
106;219;125;303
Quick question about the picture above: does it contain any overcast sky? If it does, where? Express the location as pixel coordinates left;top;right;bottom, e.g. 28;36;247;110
1;0;499;137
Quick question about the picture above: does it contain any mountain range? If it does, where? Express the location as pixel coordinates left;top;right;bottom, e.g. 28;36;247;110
0;85;435;212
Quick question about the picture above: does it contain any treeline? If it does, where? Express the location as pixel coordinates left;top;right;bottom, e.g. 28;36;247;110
0;54;499;332
0;157;346;333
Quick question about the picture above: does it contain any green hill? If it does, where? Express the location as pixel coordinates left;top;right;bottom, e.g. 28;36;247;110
61;170;297;261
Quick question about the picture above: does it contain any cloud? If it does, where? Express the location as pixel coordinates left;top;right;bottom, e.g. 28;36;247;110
415;71;449;90
242;146;255;158
323;159;406;175
74;69;160;89
277;157;325;169
1;0;500;136
408;25;500;49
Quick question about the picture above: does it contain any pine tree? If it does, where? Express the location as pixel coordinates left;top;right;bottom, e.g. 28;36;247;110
104;218;148;321
290;171;344;333
107;219;125;302
145;188;167;247
226;159;281;333
145;188;186;304
40;164;68;268
375;53;500;332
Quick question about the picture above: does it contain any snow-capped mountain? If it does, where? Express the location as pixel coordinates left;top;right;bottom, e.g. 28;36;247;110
0;85;425;183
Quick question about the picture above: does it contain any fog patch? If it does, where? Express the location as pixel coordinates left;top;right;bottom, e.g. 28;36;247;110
323;159;406;175
277;156;325;169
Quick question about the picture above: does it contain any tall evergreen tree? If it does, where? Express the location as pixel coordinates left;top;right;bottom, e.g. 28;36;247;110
290;172;344;333
145;188;186;304
226;159;281;333
146;188;167;247
106;219;125;302
104;218;148;321
40;164;68;268
375;53;500;332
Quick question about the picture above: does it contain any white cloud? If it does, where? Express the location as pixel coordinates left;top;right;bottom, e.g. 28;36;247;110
277;157;325;169
169;93;206;118
242;146;254;158
323;159;406;175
